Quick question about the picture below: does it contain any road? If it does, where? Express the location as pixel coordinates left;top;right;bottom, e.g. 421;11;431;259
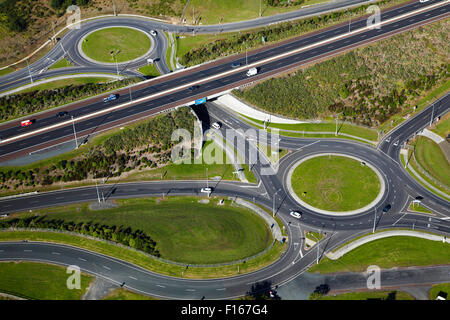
0;0;448;162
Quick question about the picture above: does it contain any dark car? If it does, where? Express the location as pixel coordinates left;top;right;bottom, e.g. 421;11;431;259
188;85;198;91
56;111;69;118
382;204;392;213
231;62;241;68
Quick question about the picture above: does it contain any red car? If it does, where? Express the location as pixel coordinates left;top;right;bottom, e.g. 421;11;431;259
21;120;33;127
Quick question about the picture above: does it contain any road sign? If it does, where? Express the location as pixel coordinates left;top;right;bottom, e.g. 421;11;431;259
195;97;207;105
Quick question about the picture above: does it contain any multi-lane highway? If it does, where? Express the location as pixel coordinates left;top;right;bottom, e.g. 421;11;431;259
0;0;448;162
0;0;448;300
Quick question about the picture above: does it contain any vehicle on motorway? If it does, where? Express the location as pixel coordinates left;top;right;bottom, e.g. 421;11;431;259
188;85;199;91
103;94;118;102
150;30;157;36
211;122;221;129
201;187;212;193
56;111;69;118
231;62;241;68
246;67;258;77
419;0;429;2
382;204;392;213
20;119;33;127
290;211;302;219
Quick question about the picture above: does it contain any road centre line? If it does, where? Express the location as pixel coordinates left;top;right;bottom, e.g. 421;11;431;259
0;1;446;146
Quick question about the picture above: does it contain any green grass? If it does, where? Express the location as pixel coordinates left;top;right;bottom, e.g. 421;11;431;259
10;196;272;265
0;66;14;76
103;288;157;300
291;155;380;211
429;283;450;300
408;203;432;214
184;0;332;25
311;290;415;300
17;77;113;93
241;114;378;142
414;136;450;190
0;261;92;300
81;27;151;63
305;231;323;242
48;58;73;69
0;230;286;279
431;114;450;139
308;236;450;274
138;64;160;78
165;31;174;71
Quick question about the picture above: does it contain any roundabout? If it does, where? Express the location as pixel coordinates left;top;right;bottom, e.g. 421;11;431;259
79;26;154;65
286;153;385;216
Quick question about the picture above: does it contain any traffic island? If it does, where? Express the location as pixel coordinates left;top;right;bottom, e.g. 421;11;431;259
286;153;385;216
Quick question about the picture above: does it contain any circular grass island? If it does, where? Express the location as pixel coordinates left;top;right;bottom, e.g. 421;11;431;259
81;27;152;63
290;155;382;212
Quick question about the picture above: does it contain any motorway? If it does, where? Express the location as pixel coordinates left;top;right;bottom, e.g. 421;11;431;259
0;0;448;161
0;0;376;94
0;0;448;300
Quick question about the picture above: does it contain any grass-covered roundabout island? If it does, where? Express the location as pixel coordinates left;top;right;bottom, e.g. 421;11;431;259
288;154;383;213
0;197;286;279
81;27;152;63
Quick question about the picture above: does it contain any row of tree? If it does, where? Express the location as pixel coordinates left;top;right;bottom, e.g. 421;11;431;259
0;216;160;256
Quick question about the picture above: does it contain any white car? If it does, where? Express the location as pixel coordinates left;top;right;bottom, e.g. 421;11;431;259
246;67;258;77
150;30;157;36
419;0;429;3
290;211;302;219
201;187;212;193
211;122;221;129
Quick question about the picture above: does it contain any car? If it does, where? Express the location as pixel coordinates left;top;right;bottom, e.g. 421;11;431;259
211;122;221;129
231;62;241;68
201;187;212;193
188;85;198;91
150;30;157;36
56;111;69;118
382;204;392;213
246;67;258;77
419;0;429;2
21;119;33;127
103;94;118;102
290;211;302;219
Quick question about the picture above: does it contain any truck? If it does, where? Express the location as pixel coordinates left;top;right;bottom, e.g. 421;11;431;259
246;67;258;77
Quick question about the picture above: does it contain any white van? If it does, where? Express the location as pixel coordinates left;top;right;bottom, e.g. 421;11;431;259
246;67;258;77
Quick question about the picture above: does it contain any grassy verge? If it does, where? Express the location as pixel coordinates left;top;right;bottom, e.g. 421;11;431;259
291;155;380;212
8;196;273;264
0;261;92;300
311;290;415;300
429;283;450;300
165;31;174;72
0;231;287;279
81;27;151;63
17;77;114;93
413;136;449;189
48;58;73;69
431;113;450;138
103;288;157;300
308;236;450;274
0;67;15;76
138;64;160;78
407;203;432;214
305;231;324;242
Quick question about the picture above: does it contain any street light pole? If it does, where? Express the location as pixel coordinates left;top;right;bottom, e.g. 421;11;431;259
372;207;377;234
429;103;435;127
272;188;281;217
206;167;208;189
71;116;78;149
335;115;338;136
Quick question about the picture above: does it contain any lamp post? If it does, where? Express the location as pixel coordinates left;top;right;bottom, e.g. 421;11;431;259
429;103;435;127
25;59;33;83
71;115;78;149
272;188;281;217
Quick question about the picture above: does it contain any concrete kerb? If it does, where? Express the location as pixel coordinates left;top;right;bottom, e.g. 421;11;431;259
77;26;155;66
286;153;386;216
327;229;450;260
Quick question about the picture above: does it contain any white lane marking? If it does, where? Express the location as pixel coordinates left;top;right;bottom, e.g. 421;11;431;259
156;284;165;288
216;288;226;291
128;276;138;280
186;289;196;292
2;1;446;146
24;249;32;252
103;265;111;270
78;257;87;261
52;252;60;255
0;250;4;252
